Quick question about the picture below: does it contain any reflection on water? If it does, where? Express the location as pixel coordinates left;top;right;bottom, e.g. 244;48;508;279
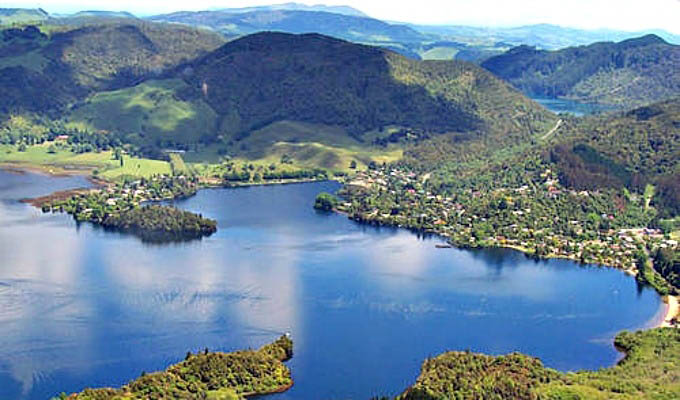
0;171;662;400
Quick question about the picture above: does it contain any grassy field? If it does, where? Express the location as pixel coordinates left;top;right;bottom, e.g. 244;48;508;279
420;47;459;60
0;143;171;180
67;79;218;147
197;120;404;172
168;153;192;175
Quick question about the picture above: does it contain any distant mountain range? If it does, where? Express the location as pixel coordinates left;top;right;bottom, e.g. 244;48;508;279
147;9;428;59
411;23;680;50
207;2;368;18
482;34;680;108
3;5;679;63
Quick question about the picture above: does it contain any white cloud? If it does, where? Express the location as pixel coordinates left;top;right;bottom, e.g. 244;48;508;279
4;0;680;34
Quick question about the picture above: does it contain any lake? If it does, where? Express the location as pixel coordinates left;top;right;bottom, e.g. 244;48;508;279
532;97;616;116
0;170;663;400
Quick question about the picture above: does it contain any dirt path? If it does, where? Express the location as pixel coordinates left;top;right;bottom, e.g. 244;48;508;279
541;119;563;140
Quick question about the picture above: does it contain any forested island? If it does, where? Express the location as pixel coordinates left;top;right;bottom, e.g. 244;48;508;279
36;175;217;243
57;335;294;400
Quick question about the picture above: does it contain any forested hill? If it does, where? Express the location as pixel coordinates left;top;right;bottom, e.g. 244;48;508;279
550;97;680;217
173;32;554;141
0;22;225;116
481;34;680;108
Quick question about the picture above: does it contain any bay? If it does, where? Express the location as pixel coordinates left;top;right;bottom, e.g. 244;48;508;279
0;171;662;399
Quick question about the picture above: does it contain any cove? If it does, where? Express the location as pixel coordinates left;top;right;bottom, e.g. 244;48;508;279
0;170;663;400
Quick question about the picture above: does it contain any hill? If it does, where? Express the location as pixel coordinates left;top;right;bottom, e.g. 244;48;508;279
58;32;554;166
171;32;552;145
548;97;680;217
481;34;680;108
0;8;48;25
0;22;225;116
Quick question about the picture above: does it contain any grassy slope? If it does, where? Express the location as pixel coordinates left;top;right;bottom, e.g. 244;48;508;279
0;143;171;179
399;328;680;400
68;79;218;147
234;120;402;170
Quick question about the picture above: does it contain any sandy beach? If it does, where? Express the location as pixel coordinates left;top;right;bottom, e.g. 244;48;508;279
660;295;679;328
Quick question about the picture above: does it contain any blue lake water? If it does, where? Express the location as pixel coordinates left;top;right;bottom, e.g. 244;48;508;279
532;97;616;116
0;170;663;400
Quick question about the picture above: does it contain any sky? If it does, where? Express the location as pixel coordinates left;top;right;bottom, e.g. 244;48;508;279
4;0;680;34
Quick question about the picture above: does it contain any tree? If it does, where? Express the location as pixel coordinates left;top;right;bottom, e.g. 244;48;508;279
350;160;357;169
47;145;57;154
18;143;27;152
314;192;338;211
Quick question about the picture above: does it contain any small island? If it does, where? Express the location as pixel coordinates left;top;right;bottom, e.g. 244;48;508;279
34;175;217;243
98;204;216;242
59;335;294;400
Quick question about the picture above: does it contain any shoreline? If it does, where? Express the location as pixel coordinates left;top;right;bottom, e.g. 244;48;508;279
0;162;95;177
659;295;679;328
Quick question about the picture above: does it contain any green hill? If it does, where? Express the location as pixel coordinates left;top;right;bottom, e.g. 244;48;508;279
173;32;553;143
0;21;225;116
547;97;680;217
57;32;553;168
481;35;680;108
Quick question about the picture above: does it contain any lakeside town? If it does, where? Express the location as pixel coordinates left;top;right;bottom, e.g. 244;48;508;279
337;165;680;299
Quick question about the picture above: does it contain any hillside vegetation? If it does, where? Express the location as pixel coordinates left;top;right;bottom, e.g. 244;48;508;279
68;79;218;150
482;35;680;108
63;335;294;399
175;32;553;147
395;328;680;400
0;22;225;116
549;98;680;218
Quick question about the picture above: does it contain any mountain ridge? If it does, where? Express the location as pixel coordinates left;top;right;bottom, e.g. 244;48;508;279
481;35;680;108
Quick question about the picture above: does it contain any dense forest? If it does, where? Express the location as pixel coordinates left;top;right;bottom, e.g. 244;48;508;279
482;35;680;108
392;328;680;399
100;205;216;242
60;335;294;400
